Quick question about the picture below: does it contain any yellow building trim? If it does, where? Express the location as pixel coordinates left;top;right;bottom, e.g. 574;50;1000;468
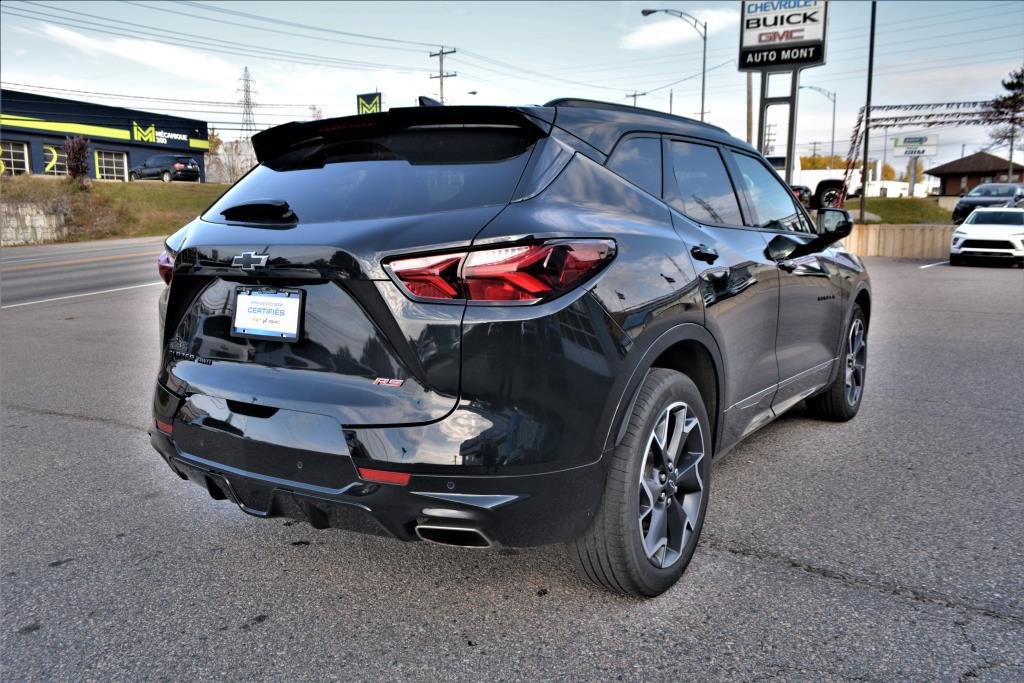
188;138;210;150
93;150;100;179
0;114;131;141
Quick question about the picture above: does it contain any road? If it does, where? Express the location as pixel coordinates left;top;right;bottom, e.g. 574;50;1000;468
2;242;1023;681
1;236;164;308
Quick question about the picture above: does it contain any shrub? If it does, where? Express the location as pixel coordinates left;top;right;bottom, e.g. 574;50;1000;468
64;136;90;188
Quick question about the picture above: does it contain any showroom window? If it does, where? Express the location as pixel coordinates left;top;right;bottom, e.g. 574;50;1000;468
95;150;127;181
43;144;68;176
0;140;30;175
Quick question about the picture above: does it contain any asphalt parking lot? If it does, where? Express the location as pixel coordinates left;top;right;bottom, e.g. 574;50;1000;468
2;248;1023;681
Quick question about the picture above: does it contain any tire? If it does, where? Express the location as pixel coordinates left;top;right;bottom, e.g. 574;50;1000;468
807;304;867;421
161;171;172;183
949;253;962;266
568;368;712;597
813;183;843;210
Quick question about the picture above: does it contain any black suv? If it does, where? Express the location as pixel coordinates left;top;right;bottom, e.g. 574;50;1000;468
130;154;199;182
150;100;870;597
952;183;1024;223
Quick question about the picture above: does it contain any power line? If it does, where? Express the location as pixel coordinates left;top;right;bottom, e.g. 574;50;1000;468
1;4;432;73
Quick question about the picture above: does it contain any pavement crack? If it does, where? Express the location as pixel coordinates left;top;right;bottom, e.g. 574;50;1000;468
701;536;1024;627
3;403;145;434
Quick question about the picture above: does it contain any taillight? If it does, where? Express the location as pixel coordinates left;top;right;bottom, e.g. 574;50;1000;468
158;249;174;285
173;163;185;169
388;240;615;304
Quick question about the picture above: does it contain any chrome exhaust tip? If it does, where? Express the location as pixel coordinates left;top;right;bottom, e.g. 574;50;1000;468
415;523;493;548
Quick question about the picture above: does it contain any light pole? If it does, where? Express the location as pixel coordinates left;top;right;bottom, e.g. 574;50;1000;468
800;85;837;168
641;8;707;122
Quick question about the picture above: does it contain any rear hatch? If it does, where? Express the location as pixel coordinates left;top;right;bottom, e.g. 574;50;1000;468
160;107;549;428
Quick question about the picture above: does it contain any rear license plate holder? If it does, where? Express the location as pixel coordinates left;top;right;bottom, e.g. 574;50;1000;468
231;286;304;342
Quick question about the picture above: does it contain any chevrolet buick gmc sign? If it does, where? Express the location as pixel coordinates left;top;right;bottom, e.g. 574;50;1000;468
739;0;828;72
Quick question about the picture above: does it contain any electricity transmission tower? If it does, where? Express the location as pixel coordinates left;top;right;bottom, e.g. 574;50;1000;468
430;47;456;104
238;66;257;138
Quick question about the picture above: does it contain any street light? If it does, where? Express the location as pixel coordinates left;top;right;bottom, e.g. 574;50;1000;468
641;8;707;122
800;85;837;168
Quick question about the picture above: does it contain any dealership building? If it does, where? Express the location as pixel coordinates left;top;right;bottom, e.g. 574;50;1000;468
0;89;209;181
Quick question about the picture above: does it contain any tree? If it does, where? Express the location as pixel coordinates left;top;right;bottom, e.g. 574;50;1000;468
882;163;895;181
63;136;90;189
207;128;223;156
984;67;1024;179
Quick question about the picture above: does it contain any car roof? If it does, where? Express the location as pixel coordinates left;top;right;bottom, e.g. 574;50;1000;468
544;98;755;156
972;206;1023;211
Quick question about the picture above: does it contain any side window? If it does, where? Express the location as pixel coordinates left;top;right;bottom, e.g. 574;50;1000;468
606;137;661;196
730;152;810;232
668;140;743;226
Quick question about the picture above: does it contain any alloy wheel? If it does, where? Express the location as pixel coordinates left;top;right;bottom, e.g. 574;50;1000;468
845;318;867;406
637;401;705;569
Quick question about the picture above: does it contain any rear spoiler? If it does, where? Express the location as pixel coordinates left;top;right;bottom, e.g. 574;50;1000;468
251;106;554;164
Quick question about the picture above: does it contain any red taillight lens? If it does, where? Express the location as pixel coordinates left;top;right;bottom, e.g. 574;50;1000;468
357;467;411;486
158;249;174;285
155;419;173;435
173;163;185;169
388;240;615;304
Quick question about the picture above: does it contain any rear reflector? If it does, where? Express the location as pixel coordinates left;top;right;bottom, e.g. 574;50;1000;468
155;420;173;435
388;239;615;303
173;163;185;169
357;467;411;486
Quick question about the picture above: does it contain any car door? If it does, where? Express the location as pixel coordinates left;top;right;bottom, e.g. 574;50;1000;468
663;137;781;449
727;150;845;414
142;156;157;179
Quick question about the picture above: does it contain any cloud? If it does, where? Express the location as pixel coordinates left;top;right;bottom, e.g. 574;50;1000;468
621;9;738;50
36;24;236;85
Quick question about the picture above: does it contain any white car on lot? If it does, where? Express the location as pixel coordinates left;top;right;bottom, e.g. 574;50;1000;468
950;208;1024;267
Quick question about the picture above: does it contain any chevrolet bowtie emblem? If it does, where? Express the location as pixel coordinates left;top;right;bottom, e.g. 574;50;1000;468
231;252;269;270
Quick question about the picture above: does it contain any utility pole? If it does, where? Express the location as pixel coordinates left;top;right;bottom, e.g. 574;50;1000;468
764;123;777;155
238;66;256;139
810;141;821;159
1008;115;1016;181
669;89;673;115
429;47;457;104
859;1;877;224
626;91;647;107
961;143;966;158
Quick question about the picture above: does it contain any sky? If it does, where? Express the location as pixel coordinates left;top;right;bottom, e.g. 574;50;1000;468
1;0;1023;168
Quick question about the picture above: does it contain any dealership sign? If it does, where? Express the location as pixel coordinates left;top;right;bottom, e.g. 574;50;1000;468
892;135;939;157
357;93;381;114
739;0;828;71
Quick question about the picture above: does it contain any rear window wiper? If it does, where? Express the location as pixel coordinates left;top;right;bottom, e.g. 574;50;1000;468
219;199;297;226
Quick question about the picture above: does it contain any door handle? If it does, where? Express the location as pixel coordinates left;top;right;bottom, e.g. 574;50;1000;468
691;244;719;264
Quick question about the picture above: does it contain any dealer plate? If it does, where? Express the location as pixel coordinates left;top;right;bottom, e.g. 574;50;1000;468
232;286;304;342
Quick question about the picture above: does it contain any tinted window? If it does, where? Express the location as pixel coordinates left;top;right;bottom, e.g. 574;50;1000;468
204;127;537;224
607;137;661;196
967;184;1015;197
668;141;743;225
965;211;1024;225
730;152;810;232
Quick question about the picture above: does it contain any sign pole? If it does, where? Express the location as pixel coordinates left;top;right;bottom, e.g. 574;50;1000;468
859;1;877;224
785;70;801;185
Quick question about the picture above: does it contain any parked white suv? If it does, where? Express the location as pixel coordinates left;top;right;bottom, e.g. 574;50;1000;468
950;208;1024;267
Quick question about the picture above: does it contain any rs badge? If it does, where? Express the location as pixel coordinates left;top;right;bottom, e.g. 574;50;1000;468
373;378;405;387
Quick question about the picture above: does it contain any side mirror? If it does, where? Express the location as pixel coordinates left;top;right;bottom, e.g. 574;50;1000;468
959;192;966;197
817;208;854;243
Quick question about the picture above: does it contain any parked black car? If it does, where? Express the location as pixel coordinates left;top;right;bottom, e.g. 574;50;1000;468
951;183;1024;223
150;100;871;597
130;154;199;182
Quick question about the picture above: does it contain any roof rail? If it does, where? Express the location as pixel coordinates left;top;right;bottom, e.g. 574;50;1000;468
543;97;727;133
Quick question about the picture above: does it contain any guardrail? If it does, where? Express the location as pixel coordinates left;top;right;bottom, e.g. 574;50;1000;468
842;223;954;259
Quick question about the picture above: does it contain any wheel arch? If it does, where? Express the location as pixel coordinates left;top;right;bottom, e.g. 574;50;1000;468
604;323;724;457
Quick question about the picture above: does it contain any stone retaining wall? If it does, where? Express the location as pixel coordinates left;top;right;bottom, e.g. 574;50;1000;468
1;202;70;246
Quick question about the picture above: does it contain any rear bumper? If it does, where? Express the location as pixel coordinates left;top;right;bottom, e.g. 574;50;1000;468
150;428;604;546
172;169;199;180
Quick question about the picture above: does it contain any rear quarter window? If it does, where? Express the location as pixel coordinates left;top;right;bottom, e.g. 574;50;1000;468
607;137;661;196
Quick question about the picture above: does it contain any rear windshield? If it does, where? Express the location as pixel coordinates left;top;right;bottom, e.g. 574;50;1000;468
203;126;537;224
965;211;1024;225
